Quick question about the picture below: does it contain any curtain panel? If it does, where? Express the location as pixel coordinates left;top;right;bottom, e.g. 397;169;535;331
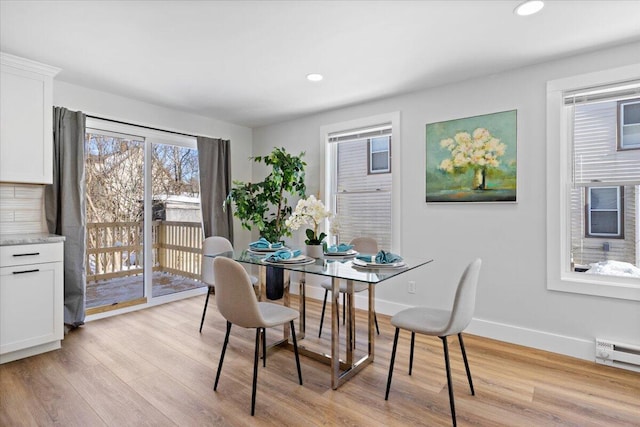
197;137;233;242
44;107;87;327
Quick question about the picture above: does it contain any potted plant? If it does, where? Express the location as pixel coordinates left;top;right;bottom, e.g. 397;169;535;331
224;147;306;298
285;195;332;258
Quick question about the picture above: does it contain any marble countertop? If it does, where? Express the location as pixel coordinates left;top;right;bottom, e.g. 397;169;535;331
0;233;66;246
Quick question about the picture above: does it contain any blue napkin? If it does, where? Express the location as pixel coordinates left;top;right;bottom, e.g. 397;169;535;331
327;243;354;253
356;250;403;264
264;249;302;262
249;237;283;250
376;250;403;264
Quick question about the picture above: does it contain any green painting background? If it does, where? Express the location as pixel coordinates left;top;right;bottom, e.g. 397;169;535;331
425;110;517;202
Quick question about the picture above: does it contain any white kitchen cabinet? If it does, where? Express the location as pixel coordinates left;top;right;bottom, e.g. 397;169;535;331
0;53;60;184
0;241;64;363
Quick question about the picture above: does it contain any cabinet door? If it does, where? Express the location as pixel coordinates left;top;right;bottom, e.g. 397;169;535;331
0;58;57;184
0;262;63;354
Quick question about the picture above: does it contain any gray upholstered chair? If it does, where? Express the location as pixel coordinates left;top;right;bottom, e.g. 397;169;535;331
318;237;380;338
385;258;482;427
212;256;303;416
199;236;257;333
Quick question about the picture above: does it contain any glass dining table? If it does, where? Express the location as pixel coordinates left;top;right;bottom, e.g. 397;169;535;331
207;249;433;389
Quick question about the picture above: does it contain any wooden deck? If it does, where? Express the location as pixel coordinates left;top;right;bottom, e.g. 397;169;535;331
86;271;205;309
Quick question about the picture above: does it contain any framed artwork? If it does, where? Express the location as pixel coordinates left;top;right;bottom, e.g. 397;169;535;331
426;110;517;203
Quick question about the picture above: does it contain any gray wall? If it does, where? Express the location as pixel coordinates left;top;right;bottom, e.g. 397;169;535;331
252;42;640;360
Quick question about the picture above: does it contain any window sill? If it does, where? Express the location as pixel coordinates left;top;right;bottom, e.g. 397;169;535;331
548;272;640;301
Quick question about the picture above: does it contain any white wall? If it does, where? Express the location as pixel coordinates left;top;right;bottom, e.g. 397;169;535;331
253;42;640;361
53;81;255;249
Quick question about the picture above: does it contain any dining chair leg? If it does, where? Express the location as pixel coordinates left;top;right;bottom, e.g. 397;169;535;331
199;288;211;333
458;333;474;395
374;311;380;335
214;321;231;391
318;289;328;338
262;328;267;367
409;331;415;375
290;320;303;385
441;336;457;427
385;327;400;400
251;328;260;416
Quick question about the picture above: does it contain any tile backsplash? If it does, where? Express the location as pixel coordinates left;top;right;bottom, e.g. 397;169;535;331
0;183;47;235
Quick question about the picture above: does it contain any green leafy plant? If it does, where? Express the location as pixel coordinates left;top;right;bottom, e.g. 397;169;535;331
224;147;306;243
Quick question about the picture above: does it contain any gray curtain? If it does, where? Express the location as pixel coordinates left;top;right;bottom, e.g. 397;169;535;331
44;107;86;328
197;137;233;242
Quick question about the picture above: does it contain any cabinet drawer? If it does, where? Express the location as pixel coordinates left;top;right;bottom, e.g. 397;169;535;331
0;262;64;355
0;242;63;267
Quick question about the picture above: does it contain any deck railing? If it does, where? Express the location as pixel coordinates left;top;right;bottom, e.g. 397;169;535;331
86;220;203;282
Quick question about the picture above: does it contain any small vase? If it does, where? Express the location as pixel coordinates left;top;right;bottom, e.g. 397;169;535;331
305;244;324;258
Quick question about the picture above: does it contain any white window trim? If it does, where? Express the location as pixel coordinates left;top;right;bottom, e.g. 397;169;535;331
586;186;622;237
619;99;640;150
546;64;640;301
369;136;391;174
320;112;401;253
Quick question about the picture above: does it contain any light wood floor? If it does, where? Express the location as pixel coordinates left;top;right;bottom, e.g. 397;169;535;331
1;294;639;426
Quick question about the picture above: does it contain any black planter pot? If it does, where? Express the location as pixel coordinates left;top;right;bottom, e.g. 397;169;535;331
265;266;285;300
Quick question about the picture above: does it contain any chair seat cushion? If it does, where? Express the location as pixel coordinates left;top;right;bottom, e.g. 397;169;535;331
320;280;369;293
391;306;451;336
258;302;299;328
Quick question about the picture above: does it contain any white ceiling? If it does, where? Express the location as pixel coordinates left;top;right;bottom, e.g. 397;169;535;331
2;1;640;128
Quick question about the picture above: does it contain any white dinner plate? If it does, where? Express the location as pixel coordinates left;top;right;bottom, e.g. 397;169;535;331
352;258;406;269
324;250;358;257
261;255;315;265
248;246;287;253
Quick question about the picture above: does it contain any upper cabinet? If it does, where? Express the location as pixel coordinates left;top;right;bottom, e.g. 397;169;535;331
0;53;60;184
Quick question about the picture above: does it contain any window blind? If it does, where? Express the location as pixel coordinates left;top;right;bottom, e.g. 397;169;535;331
566;81;640;187
564;80;640;105
328;123;391;144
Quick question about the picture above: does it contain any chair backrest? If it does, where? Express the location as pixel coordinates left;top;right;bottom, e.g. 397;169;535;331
201;236;234;286
443;258;482;336
350;237;378;254
213;257;264;328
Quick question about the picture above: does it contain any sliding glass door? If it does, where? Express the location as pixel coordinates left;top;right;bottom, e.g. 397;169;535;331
150;142;203;297
85;131;146;312
85;120;206;315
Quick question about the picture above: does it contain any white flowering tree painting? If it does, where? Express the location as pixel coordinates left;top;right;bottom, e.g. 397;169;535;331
426;110;517;202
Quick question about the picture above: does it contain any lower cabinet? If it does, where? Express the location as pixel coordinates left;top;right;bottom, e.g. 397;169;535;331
0;242;64;363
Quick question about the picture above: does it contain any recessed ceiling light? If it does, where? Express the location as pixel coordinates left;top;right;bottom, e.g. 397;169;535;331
306;73;323;82
514;0;544;16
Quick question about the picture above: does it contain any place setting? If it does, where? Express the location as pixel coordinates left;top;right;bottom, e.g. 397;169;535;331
260;248;316;265
323;242;358;259
247;237;288;254
351;250;406;269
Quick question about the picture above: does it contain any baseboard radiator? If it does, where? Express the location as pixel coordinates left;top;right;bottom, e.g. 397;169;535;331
595;339;640;373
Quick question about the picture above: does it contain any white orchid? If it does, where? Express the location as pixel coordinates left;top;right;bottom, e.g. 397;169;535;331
285;195;332;244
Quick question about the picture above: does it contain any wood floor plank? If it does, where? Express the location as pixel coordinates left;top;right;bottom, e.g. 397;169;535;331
2;294;639;426
64;364;175;426
2;355;107;426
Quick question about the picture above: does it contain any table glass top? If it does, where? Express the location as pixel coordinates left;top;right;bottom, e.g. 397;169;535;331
206;250;433;284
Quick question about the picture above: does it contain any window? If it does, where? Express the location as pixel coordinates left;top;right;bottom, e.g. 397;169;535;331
546;66;640;301
618;98;640;150
586;186;623;237
322;113;400;252
368;136;391;174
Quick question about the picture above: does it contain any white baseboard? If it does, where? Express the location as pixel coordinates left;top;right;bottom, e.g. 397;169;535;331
291;282;594;362
465;318;594;361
